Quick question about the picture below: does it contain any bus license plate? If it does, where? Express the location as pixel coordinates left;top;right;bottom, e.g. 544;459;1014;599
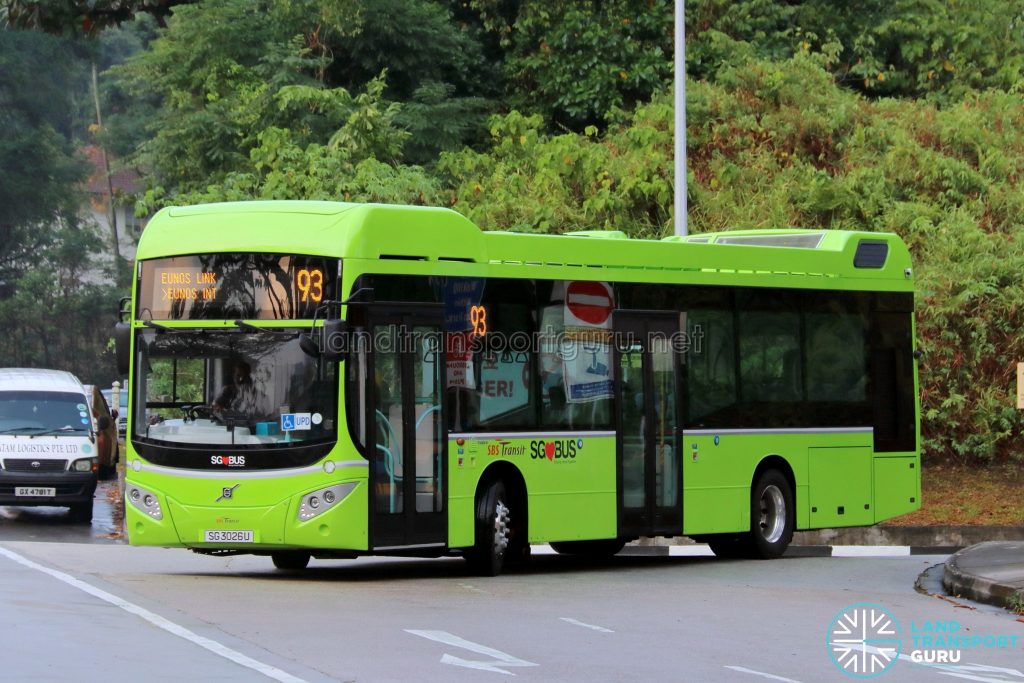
16;487;55;497
203;530;254;543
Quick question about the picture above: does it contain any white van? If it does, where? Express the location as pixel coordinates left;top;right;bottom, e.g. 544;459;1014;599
0;368;105;522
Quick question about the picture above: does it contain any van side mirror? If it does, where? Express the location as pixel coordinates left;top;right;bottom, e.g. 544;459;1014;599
114;322;130;375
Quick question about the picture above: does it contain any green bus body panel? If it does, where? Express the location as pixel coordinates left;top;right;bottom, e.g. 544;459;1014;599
125;201;920;554
137;201;914;294
448;435;618;546
873;456;921;521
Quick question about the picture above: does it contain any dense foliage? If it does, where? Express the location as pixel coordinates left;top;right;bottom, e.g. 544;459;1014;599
3;0;1023;461
0;29;120;383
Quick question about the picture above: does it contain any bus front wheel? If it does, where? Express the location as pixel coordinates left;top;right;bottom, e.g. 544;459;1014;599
465;480;510;576
271;552;311;570
749;470;794;559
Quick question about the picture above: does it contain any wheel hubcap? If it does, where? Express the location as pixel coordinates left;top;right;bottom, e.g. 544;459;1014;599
758;485;786;544
493;500;510;555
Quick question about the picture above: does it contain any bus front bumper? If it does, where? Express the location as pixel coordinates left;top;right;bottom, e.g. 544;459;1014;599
125;480;368;551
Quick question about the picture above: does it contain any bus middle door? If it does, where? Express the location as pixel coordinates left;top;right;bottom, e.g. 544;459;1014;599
614;312;683;538
368;308;447;551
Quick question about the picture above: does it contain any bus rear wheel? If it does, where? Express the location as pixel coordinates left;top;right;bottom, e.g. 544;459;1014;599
271;552;311;570
465;480;511;576
749;470;794;559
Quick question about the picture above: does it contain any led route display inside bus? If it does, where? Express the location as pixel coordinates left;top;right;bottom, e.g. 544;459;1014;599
157;268;219;302
138;254;338;320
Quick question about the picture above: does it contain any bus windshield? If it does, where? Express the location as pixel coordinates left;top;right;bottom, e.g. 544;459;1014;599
134;328;337;448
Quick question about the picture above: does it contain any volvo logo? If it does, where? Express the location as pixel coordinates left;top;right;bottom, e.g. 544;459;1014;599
216;484;240;502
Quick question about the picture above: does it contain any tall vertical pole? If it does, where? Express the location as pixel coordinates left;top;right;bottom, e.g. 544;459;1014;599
674;0;688;236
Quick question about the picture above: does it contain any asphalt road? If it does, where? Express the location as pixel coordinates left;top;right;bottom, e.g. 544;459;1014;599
1;486;1022;682
0;477;123;543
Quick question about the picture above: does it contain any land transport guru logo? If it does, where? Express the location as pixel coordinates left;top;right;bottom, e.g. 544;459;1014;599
827;603;901;678
826;602;1021;678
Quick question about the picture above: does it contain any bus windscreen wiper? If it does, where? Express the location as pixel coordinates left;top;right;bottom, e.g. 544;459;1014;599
233;320;298;337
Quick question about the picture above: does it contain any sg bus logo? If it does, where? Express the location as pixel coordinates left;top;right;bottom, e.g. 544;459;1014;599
530;439;581;461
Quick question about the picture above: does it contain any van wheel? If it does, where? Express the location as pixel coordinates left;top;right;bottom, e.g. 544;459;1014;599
271;552;311;570
749;470;794;559
69;503;93;524
465;480;510;576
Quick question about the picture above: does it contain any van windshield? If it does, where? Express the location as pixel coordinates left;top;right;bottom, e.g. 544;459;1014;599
0;391;91;435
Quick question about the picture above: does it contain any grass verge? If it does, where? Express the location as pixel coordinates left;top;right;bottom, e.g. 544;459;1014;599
884;462;1024;526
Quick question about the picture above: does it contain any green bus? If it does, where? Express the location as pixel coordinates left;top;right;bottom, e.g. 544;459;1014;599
116;201;919;575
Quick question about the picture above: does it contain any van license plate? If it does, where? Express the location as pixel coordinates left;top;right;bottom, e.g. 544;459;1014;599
203;530;254;543
16;487;55;497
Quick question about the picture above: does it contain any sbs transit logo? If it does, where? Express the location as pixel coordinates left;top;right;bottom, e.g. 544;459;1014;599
827;603;902;678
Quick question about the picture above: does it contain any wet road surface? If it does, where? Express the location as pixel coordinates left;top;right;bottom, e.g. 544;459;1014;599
0;476;124;544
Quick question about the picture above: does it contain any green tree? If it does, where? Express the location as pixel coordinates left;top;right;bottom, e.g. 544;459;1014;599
1;0;188;35
0;29;121;382
0;30;87;289
468;0;674;130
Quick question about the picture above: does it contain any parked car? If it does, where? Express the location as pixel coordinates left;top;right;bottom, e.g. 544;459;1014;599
0;368;103;522
85;385;119;477
100;383;128;437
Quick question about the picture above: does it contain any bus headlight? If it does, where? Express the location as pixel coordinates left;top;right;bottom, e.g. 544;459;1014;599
72;458;97;472
127;484;163;520
298;482;355;521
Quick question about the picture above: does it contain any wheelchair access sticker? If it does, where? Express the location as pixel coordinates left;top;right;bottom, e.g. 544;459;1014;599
280;413;312;431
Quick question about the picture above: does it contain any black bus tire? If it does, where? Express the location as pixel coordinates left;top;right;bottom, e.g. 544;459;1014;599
749;469;794;559
465;480;510;576
271;551;311;570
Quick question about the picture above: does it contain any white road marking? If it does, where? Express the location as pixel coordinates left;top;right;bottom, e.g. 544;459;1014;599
406;629;538;675
832;546;910;557
724;665;804;682
534;544;914;557
560;617;614;633
0;546;307;683
859;643;1024;682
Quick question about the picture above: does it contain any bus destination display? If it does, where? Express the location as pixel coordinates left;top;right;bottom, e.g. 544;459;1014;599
138;254;338;320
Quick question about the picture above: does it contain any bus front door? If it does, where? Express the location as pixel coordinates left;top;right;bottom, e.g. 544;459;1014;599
615;313;682;537
368;311;447;551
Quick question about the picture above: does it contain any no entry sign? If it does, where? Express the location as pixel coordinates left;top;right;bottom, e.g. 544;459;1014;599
565;281;614;327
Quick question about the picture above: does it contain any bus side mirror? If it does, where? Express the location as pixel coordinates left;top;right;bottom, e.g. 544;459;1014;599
298;320;349;361
323;319;349;362
299;333;320;358
114;322;131;376
97;415;112;431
